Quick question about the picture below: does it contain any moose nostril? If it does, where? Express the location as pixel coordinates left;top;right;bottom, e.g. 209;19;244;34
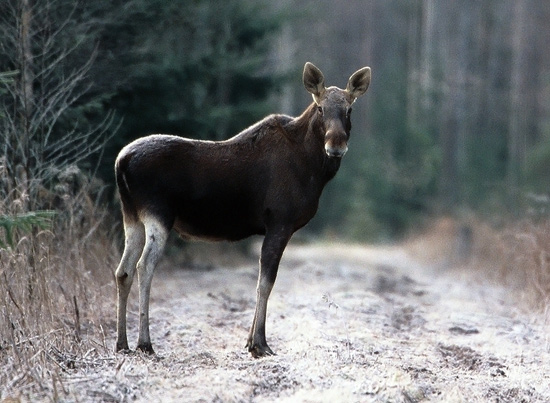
324;128;348;157
325;144;348;158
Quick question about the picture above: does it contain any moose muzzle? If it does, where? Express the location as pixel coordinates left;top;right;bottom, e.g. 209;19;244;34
324;130;348;158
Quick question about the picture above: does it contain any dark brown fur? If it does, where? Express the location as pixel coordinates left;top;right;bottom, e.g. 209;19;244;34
114;62;371;357
116;105;338;240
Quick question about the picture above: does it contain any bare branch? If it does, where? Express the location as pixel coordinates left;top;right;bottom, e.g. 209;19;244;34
0;0;117;206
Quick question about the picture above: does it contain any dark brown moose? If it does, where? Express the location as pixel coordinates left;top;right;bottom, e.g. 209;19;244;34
114;62;371;358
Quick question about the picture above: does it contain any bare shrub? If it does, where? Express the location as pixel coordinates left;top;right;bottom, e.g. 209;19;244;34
469;219;550;310
0;169;117;399
0;1;119;398
407;216;550;312
405;217;467;269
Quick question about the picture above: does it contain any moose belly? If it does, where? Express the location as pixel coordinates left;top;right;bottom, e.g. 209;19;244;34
172;196;264;242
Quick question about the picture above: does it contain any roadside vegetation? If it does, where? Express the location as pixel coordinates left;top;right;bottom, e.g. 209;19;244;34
408;214;550;312
0;169;116;397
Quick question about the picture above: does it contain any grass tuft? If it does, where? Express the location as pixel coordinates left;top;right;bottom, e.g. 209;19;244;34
407;216;550;313
0;170;117;400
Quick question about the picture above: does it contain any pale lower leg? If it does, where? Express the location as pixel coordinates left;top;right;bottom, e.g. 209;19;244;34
136;217;168;353
115;221;145;352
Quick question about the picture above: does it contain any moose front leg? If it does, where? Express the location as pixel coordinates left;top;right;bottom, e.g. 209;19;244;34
246;226;292;358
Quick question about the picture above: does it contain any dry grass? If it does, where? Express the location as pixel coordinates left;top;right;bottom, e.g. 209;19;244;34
407;215;550;313
2;195;550;401
470;219;550;310
1;214;550;400
0;168;117;400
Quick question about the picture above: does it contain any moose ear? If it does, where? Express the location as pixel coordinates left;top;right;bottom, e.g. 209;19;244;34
303;62;326;105
346;66;371;101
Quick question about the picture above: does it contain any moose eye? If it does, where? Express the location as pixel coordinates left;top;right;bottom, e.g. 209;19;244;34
317;106;323;115
346;108;352;118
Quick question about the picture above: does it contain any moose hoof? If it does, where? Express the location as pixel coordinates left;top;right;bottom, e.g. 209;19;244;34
115;340;130;353
246;341;275;358
116;347;133;355
136;342;155;355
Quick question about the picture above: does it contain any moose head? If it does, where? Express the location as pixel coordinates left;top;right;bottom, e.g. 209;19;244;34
303;62;371;158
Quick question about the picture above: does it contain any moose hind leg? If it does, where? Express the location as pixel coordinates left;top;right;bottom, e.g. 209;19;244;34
136;216;169;354
246;227;292;358
115;220;145;352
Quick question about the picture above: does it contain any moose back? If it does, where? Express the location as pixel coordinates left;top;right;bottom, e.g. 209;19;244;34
114;62;371;357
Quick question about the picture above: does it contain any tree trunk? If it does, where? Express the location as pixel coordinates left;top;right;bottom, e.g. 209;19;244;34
507;0;528;212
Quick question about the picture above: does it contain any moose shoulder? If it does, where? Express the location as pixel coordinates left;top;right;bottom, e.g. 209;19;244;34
114;62;371;358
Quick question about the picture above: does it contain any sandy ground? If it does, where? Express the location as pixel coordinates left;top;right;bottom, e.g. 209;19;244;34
65;242;550;402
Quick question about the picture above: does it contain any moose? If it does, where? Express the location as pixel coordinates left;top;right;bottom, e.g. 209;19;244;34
114;62;371;358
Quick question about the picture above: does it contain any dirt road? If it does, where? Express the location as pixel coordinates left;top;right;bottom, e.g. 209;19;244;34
69;242;550;402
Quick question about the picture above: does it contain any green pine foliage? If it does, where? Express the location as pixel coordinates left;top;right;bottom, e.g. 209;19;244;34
0;211;56;249
107;1;284;141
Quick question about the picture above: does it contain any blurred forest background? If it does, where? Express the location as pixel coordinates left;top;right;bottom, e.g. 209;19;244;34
2;0;550;240
3;0;550;397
